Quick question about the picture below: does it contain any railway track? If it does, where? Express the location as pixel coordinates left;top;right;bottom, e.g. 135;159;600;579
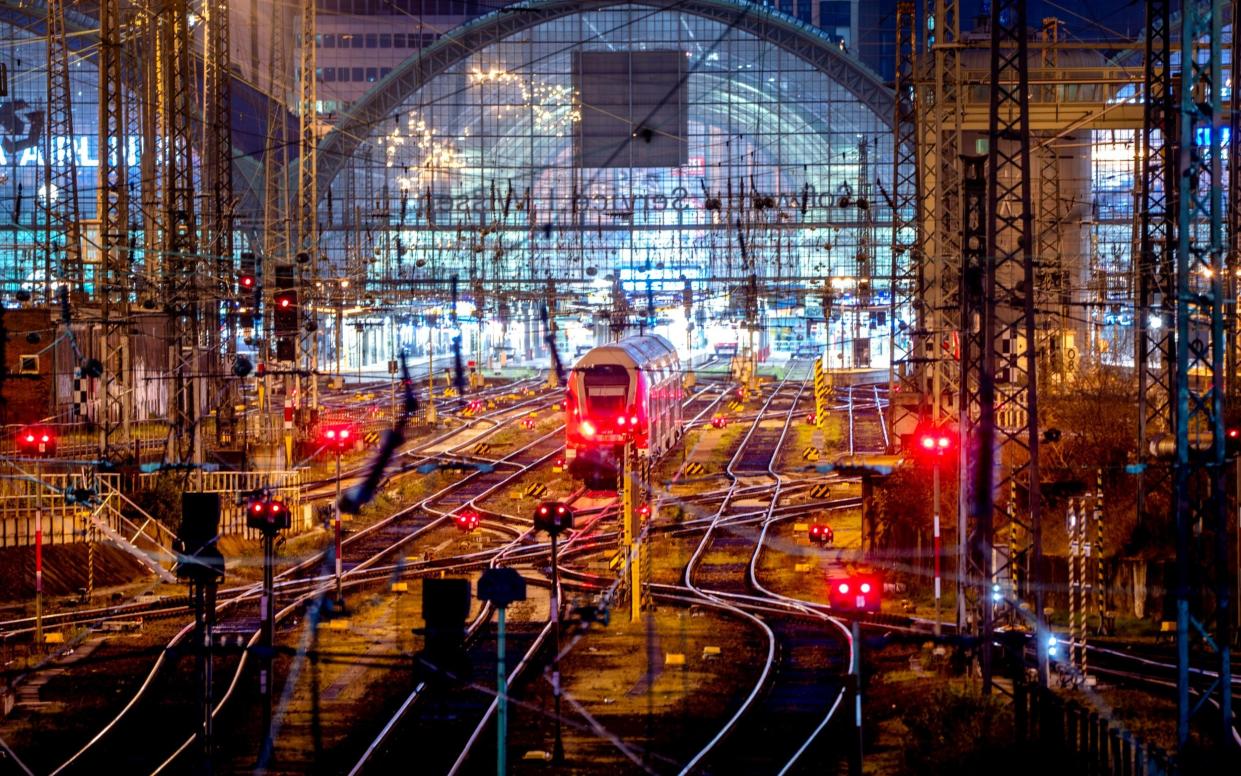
20;359;868;775
0;390;559;642
675;359;854;774
842;382;889;455
41;396;566;775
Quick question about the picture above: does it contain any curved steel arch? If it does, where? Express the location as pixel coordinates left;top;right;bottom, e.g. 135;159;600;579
317;0;894;197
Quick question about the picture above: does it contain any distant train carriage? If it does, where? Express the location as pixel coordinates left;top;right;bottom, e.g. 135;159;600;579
564;334;683;489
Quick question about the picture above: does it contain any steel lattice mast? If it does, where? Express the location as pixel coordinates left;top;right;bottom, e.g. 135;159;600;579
296;0;319;431
43;0;83;299
922;0;963;434
98;0;132;461
203;0;237;446
1172;0;1232;748
889;1;920;442
162;0;202;465
968;0;1044;693
1137;0;1176;529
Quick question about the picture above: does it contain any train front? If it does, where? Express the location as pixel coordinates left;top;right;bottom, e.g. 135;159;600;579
564;350;643;491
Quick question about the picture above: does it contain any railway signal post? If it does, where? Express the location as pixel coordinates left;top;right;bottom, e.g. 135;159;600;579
830;573;881;776
174;493;226;772
534;501;574;765
323;424;354;611
478;568;527;776
247;496;291;765
18;427;57;645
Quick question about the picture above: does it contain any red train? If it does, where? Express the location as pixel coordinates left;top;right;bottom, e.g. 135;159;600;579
564;334;684;489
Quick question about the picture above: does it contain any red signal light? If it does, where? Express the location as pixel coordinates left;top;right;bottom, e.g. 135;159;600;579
913;422;954;459
534;501;573;535
17;426;56;457
246;498;291;531
321;423;356;453
829;574;882;613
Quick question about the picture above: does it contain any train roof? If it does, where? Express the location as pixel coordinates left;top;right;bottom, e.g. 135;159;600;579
573;334;679;371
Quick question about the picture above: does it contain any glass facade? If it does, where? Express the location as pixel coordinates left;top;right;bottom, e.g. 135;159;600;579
324;3;896;364
0;23;126;294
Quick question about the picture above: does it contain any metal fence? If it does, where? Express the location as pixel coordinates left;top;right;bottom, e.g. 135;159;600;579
0;469;311;548
1015;682;1175;775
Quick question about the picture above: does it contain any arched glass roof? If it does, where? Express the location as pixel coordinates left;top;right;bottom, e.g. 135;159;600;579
321;1;896;299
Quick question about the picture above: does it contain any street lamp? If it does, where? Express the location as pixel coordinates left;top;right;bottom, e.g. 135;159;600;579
321;423;355;610
533;500;574;765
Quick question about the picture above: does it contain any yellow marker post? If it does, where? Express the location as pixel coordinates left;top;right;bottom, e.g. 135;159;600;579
623;442;640;623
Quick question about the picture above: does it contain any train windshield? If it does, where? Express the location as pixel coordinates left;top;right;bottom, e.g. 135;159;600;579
582;364;629;416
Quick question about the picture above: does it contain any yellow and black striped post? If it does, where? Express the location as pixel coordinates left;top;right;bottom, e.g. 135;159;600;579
1009;479;1020;600
813;356;830;456
86;522;95;603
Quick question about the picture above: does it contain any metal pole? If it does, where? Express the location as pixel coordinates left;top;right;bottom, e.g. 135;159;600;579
426;326;437;424
496;604;508;776
549;532;564;764
259;532;275;765
334;450;344;609
851;618;863;776
34;459;42;646
335;298;343;383
933;460;941;636
623;443;639;622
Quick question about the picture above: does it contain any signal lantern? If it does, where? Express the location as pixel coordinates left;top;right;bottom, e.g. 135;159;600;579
17;426;56;457
246;498;290;532
808;523;833;545
454;510;481;532
637;503;652;519
534;501;574;535
1226;426;1241;458
238;273;256;292
912;422;954;460
552;457;565;473
827;572;881;613
273;290;298;335
321;423;355;454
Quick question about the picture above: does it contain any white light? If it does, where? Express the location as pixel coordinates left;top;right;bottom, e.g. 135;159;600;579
1148;314;1163;330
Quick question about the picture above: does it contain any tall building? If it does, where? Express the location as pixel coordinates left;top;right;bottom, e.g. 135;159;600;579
313;1;482;113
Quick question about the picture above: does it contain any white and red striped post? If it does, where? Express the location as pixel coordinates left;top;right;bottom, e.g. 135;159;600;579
35;519;43;645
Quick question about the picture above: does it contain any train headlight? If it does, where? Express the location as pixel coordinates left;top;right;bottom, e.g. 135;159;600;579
580;420;596;438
